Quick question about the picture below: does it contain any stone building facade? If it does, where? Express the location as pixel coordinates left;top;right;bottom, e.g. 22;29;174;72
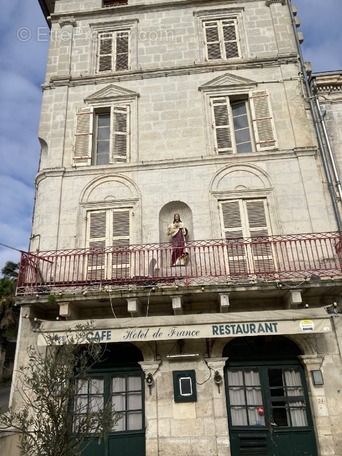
1;1;342;455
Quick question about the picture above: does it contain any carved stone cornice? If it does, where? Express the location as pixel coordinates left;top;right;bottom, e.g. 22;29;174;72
313;73;342;94
58;17;76;28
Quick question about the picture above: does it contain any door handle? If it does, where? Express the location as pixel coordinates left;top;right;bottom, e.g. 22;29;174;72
270;422;278;427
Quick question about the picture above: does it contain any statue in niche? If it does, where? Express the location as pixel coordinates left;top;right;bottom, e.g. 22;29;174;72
167;213;189;266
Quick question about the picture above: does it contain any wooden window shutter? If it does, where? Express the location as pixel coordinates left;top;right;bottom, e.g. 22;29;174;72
74;107;94;165
87;211;107;280
245;200;274;273
212;98;232;153
112;209;130;279
89;211;107;241
111;105;129;163
112;209;130;244
245;200;269;238
250;91;277;151
221;201;248;275
221;201;243;239
115;31;129;71
98;32;113;72
222;19;239;58
204;21;222;60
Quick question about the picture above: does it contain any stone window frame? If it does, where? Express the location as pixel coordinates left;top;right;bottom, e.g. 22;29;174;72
90;19;139;74
201;86;277;156
92;103;131;165
194;8;246;63
73;86;139;167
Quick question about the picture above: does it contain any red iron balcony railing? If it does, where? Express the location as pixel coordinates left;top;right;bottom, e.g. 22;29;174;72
16;232;342;295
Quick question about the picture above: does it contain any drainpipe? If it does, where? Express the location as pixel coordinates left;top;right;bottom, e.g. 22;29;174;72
287;0;342;231
311;79;342;205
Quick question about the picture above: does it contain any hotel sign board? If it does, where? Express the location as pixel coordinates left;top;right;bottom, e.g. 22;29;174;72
37;315;332;346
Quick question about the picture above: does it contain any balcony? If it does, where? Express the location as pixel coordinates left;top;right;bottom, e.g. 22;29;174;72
16;232;342;296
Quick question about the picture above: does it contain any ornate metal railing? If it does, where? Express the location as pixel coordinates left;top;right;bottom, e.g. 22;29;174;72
16;232;342;295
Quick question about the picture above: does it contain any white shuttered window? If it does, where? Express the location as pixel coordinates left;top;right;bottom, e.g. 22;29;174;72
87;209;131;281
211;91;276;154
221;199;274;275
97;30;130;73
203;19;239;61
74;105;130;165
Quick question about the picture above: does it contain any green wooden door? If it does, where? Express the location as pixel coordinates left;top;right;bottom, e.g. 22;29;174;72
79;369;145;456
225;363;317;456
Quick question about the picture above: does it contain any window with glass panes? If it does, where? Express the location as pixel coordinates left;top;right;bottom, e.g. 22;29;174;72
227;368;265;426
112;373;144;431
74;377;105;431
268;368;308;427
94;106;130;165
226;366;308;428
210;91;276;154
74;103;131;166
212;97;253;153
74;371;144;433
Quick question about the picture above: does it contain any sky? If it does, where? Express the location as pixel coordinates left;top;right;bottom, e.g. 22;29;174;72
0;0;342;271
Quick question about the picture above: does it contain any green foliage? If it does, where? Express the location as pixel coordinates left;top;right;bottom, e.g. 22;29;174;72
0;262;19;340
0;323;119;456
1;261;19;279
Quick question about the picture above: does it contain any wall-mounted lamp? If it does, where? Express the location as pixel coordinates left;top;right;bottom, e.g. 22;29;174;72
311;370;324;386
146;373;154;386
214;371;223;392
145;373;154;394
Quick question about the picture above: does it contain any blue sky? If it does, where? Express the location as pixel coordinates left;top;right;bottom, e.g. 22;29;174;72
0;0;342;270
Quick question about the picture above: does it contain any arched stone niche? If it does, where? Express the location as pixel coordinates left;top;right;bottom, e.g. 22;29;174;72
159;201;193;244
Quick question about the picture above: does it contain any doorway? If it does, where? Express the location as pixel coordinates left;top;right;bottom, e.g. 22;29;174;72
80;343;145;456
223;336;317;456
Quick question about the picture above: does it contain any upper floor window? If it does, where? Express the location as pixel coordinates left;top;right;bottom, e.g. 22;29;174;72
94;105;130;165
73;84;138;167
210;91;277;154
102;0;128;7
87;208;131;281
97;30;130;72
74;103;131;166
203;18;239;61
220;198;274;274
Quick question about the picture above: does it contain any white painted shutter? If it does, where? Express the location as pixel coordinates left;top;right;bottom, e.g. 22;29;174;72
222;19;239;58
111;105;129;163
98;32;113;72
204;21;222;60
115;31;129;71
212;97;232;153
245;200;274;273
250;91;277;151
221;201;248;275
112;209;130;279
74;107;93;165
87;211;107;280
